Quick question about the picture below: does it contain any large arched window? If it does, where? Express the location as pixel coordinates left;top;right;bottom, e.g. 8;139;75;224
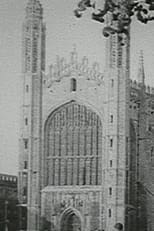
44;101;102;186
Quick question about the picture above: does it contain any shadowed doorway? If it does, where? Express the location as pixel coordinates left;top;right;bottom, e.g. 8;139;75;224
61;209;81;231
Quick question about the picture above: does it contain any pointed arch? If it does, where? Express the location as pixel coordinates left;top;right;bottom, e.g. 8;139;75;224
60;207;83;231
44;100;103;186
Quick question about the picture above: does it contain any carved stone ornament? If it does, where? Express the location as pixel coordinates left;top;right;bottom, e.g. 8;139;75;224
44;48;104;88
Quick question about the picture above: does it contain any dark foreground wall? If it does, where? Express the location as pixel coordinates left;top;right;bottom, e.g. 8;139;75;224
0;174;18;231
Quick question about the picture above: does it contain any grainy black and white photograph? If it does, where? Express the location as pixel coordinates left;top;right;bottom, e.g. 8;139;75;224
0;0;154;230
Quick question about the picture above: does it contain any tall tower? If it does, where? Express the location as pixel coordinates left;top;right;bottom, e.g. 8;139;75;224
18;0;45;230
104;15;130;231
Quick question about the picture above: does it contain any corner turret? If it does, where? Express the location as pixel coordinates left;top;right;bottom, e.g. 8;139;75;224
137;50;145;85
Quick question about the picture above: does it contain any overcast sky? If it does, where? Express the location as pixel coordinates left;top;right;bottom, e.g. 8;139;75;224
0;0;154;175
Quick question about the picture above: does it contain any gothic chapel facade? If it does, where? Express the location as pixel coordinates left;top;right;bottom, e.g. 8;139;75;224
18;1;154;231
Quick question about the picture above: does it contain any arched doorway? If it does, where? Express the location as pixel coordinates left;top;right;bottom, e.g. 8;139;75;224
61;209;82;231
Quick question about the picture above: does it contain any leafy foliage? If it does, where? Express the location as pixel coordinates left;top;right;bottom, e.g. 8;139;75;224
74;0;154;37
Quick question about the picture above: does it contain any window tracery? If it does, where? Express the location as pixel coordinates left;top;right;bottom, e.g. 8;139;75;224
45;101;102;186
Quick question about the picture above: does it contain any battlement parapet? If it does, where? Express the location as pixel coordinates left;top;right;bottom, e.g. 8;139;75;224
145;86;154;95
130;79;154;95
44;49;104;88
0;174;17;184
130;79;140;90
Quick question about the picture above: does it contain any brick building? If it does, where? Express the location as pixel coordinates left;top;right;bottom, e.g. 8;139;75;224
0;174;18;231
18;0;154;231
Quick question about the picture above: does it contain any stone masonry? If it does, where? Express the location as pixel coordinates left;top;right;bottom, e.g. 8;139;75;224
18;1;154;231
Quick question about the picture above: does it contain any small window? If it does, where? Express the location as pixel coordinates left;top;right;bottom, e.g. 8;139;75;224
26;85;29;93
109;187;112;195
151;147;154;159
110;160;113;167
111;79;114;87
23;187;27;196
110;115;113;123
24;139;28;149
24;161;28;169
25;118;28;125
71;78;77;92
110;138;113;147
109;209;112;217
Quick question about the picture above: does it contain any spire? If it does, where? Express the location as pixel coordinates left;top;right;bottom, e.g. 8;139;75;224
27;0;42;7
70;44;78;64
26;0;43;19
23;0;45;73
137;50;145;85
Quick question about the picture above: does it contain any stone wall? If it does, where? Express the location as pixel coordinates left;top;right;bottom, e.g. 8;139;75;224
41;186;103;231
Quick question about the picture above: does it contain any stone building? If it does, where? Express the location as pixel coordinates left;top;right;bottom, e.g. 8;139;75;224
0;174;18;231
18;0;154;231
